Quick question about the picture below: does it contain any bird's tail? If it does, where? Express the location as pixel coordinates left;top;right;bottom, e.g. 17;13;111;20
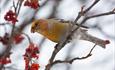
80;32;110;48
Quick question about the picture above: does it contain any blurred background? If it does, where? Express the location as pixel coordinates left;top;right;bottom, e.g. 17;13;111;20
0;0;115;70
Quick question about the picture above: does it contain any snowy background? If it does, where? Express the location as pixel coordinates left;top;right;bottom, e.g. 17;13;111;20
0;0;115;70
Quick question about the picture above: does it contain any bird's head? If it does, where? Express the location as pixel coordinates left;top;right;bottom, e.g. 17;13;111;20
31;20;39;33
31;19;48;33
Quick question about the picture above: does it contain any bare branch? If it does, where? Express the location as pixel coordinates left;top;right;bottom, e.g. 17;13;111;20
83;0;100;14
80;8;115;24
49;44;97;67
22;33;31;44
74;0;100;23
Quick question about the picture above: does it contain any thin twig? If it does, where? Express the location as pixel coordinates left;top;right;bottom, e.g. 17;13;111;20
13;0;16;12
17;0;23;16
83;0;100;14
22;33;31;44
16;0;20;12
80;8;115;24
52;44;97;65
74;0;100;23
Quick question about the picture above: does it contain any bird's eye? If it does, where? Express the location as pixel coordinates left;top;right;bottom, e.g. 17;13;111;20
32;27;34;29
35;23;38;26
34;22;40;29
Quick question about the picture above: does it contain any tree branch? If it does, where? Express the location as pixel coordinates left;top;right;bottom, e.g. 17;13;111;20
74;0;100;23
52;44;96;65
80;8;115;24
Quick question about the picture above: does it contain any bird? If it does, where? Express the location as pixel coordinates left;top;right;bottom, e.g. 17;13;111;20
31;18;110;48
